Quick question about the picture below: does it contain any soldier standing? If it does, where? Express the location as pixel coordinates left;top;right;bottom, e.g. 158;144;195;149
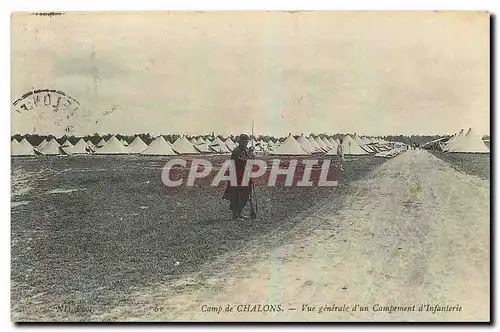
337;138;345;171
222;134;255;220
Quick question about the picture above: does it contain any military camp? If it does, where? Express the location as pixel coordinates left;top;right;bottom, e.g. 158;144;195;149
10;11;490;323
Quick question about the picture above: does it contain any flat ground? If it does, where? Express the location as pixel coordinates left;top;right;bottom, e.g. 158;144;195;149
430;151;490;180
88;150;488;322
11;154;386;321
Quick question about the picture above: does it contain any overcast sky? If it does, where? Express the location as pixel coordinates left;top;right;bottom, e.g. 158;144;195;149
11;11;489;137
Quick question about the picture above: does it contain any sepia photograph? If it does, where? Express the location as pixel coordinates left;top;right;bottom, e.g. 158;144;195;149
10;11;490;322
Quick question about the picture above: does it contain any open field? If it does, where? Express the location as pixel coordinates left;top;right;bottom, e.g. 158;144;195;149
11;154;388;321
430;151;490;180
85;150;488;322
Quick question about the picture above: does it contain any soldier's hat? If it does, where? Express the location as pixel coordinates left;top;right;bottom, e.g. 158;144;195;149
238;134;249;143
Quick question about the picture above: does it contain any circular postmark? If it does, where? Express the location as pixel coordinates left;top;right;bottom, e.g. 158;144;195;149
13;89;80;114
12;89;81;133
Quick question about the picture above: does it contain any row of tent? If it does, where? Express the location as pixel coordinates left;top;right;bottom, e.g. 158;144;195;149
12;133;403;157
422;128;489;153
11;135;275;156
12;135;211;156
268;133;403;156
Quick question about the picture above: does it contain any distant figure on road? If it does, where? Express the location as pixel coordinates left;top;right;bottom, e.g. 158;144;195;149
337;138;345;171
222;134;254;220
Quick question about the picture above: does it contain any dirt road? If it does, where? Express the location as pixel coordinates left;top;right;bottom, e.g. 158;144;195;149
98;150;490;322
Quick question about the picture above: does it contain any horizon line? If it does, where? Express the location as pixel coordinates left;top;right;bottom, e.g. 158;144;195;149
9;131;490;138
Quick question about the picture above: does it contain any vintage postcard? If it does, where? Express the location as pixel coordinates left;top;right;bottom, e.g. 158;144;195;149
10;11;490;322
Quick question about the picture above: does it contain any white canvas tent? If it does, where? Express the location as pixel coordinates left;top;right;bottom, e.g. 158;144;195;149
128;136;149;154
356;135;377;153
327;137;338;148
95;136;130;154
296;134;316;153
365;138;379;151
352;134;365;146
210;137;231;153
443;130;465;152
421;137;448;151
357;136;375;153
60;139;74;155
96;138;106;148
12;138;35;156
86;140;97;152
210;144;230;154
357;135;376;152
172;136;200;154
447;128;489;153
325;147;337;156
37;139;48;149
259;140;275;154
321;136;334;149
313;136;329;152
249;139;265;153
60;139;73;146
340;135;368;155
225;137;237;150
269;135;308;155
194;142;212;153
307;136;322;152
444;132;458;146
71;138;92;154
214;137;226;146
368;144;380;153
142;136;177;155
37;139;63;155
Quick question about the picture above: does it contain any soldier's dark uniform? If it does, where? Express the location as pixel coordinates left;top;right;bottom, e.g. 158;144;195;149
222;134;255;220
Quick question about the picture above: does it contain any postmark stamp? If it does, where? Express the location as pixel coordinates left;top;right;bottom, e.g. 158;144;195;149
13;89;80;114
